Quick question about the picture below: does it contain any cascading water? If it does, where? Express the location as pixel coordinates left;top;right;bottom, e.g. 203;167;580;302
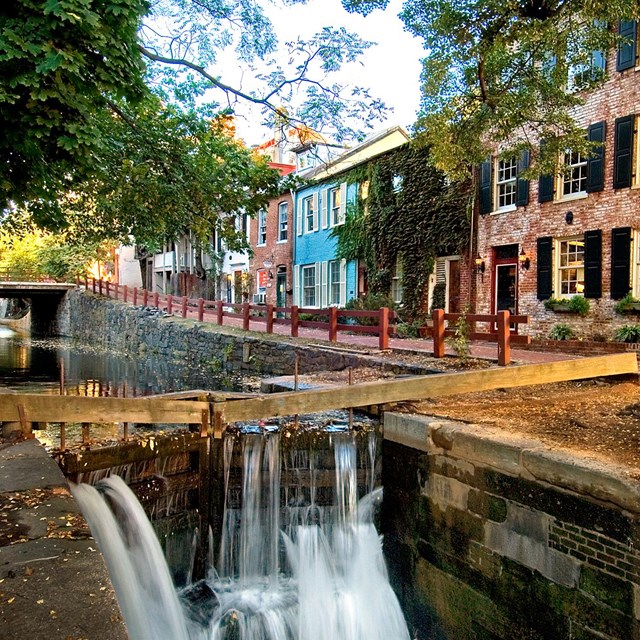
71;429;411;640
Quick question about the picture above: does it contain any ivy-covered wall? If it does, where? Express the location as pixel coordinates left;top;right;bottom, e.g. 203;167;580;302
333;143;471;321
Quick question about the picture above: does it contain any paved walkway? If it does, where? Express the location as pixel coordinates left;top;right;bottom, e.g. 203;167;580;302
0;439;127;639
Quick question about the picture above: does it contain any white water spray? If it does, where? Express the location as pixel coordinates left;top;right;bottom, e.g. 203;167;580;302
72;430;411;640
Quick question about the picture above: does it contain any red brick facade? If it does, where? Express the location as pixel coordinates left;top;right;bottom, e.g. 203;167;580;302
463;46;640;339
248;190;294;307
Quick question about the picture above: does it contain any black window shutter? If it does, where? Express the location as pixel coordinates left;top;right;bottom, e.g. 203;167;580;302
611;227;632;299
516;149;530;207
614;115;635;189
537;236;553;300
584;229;602;298
617;20;637;72
586;121;605;193
538;141;554;203
479;159;492;215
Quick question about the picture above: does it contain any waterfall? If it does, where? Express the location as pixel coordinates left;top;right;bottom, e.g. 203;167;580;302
72;430;411;640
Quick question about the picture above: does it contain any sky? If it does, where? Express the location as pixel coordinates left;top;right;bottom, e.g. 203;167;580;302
224;0;426;145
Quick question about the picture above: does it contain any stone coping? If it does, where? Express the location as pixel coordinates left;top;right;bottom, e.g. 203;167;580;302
383;412;640;515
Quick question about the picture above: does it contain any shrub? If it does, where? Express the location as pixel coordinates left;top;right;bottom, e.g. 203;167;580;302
345;293;395;326
543;295;590;317
549;323;575;340
430;282;446;313
447;306;470;362
614;324;640;343
614;292;640;314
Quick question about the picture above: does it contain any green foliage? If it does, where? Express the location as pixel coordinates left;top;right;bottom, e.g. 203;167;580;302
544;295;590;316
344;0;640;178
333;143;471;322
447;306;471;362
0;220;110;280
344;293;395;326
615;324;640;343
1;0;148;211
614;292;640;314
430;282;446;313
549;323;575;341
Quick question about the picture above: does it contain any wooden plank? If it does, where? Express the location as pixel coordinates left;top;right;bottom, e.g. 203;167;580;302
0;395;210;425
219;353;638;422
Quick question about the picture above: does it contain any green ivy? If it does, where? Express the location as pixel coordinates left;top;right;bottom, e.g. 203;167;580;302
332;143;471;321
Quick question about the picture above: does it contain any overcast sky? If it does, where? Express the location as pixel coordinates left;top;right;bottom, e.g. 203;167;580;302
224;0;425;145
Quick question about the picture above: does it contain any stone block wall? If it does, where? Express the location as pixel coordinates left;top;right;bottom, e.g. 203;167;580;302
382;413;640;640
58;291;437;378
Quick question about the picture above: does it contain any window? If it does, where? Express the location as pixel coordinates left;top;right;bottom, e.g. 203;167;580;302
557;237;585;296
297;148;317;171
328;260;341;305
392;175;404;193
257;210;267;245
278;202;288;242
330;188;341;226
303;196;315;232
559;150;588;198
495;157;518;210
391;259;403;304
479;151;529;214
256;269;267;292
302;265;316;307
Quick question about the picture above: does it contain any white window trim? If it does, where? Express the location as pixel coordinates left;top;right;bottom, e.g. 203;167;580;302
257;210;267;246
556;150;588;201
391;258;403;304
301;263;319;308
554;236;585;298
633;230;640;297
492;156;518;214
277;202;288;243
327;259;346;306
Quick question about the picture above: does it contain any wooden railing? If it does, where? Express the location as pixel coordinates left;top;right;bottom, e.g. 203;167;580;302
0;270;58;282
2;354;637;448
432;309;531;366
80;278;394;350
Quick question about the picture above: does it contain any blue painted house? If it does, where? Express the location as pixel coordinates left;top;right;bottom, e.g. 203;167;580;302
292;126;411;308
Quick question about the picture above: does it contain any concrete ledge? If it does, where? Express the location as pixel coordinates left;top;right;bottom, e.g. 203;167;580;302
384;412;640;515
0;439;127;639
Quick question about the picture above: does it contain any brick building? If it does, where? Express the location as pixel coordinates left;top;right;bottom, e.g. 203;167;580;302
248;163;295;307
469;21;640;339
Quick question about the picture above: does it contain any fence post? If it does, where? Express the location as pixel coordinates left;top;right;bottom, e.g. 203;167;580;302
242;303;250;331
329;306;338;342
123;285;128;303
181;296;188;318
142;288;148;306
84;275;88;289
379;307;390;350
75;275;80;288
433;309;445;358
167;294;173;314
133;287;138;306
497;310;511;366
98;279;103;295
92;278;96;293
114;283;119;300
197;298;204;322
291;305;299;337
216;301;223;325
152;292;159;308
266;304;274;333
106;281;110;297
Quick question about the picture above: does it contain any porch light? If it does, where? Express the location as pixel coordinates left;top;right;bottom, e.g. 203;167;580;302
519;248;530;270
474;255;485;274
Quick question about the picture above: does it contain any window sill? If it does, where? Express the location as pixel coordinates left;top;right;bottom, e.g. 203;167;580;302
276;239;288;244
490;205;517;215
553;192;588;204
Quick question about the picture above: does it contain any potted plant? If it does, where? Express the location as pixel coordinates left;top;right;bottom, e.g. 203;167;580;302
614;324;640;343
543;295;590;317
614;292;640;314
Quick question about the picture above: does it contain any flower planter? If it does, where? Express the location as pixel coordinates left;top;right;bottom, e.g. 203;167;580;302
616;303;640;313
549;304;574;313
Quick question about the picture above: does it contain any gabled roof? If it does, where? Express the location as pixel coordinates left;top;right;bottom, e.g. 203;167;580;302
304;126;411;182
268;162;296;176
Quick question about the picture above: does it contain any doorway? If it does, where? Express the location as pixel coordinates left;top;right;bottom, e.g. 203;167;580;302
447;259;461;313
276;268;287;309
492;244;519;330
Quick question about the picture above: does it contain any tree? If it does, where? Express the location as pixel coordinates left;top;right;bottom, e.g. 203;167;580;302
1;0;389;222
344;0;640;177
0;0;148;213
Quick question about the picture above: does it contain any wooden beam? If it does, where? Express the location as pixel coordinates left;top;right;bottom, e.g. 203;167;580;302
0;395;210;425
219;353;638;423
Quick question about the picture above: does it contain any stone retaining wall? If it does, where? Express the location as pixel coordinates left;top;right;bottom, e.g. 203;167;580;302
382;413;640;640
59;291;437;377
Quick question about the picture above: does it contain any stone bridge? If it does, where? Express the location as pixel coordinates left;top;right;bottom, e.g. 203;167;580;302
0;281;76;336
